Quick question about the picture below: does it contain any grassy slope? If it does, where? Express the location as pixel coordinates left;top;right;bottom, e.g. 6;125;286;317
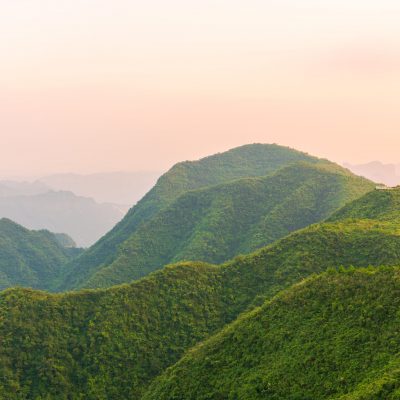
0;219;77;290
144;268;400;400
59;143;323;290
2;216;400;398
71;162;374;289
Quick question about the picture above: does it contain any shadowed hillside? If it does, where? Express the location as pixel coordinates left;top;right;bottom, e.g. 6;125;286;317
0;219;80;290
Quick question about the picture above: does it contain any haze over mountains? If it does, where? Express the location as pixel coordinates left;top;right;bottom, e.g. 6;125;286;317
38;171;161;205
2;143;400;399
0;171;161;247
344;161;400;187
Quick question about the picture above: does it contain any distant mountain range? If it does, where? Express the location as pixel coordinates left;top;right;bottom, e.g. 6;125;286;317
0;188;127;247
344;161;400;186
0;171;162;247
38;171;161;205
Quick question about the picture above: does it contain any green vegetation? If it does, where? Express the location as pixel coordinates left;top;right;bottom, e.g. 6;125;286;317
62;158;373;290
60;143;326;289
329;186;400;223
53;233;77;249
2;214;400;398
2;148;399;399
144;267;400;400
0;219;79;290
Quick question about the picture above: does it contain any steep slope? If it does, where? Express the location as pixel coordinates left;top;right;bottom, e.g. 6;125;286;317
0;190;126;247
144;268;400;400
1;218;400;398
329;187;400;223
62;143;324;289
79;162;374;289
0;219;79;290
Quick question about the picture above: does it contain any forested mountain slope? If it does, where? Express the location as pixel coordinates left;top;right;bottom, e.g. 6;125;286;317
60;143;324;289
0;219;78;290
77;162;374;289
2;216;400;398
329;187;400;222
144;267;400;400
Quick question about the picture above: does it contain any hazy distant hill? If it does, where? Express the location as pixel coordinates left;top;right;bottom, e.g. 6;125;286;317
39;171;161;205
344;161;400;186
0;191;126;247
0;218;78;290
0;180;50;197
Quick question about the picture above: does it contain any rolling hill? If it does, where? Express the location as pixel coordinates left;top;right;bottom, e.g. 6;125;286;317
59;144;324;289
75;162;374;289
2;211;400;398
60;144;373;290
144;267;400;400
0;218;79;291
329;186;400;223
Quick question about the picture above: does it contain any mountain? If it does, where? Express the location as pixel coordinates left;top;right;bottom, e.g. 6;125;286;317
0;190;126;247
38;171;161;205
144;267;400;400
344;161;400;187
60;143;372;290
329;186;400;223
74;162;374;289
2;211;400;398
0;219;79;290
0;180;49;197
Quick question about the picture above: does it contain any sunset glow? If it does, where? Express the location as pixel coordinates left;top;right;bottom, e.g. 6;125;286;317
1;0;400;176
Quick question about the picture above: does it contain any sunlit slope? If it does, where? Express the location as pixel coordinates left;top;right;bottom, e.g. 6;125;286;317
329;187;400;223
60;143;325;289
144;267;400;400
1;218;400;398
69;162;374;289
0;218;77;290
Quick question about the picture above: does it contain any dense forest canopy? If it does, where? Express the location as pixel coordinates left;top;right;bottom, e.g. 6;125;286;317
0;218;79;291
2;145;400;399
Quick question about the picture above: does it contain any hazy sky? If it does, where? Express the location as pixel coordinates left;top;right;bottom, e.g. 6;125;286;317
1;0;400;177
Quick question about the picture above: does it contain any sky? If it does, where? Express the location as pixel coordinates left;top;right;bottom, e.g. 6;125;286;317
1;0;400;177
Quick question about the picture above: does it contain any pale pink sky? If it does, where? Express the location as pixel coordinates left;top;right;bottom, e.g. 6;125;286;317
1;0;400;177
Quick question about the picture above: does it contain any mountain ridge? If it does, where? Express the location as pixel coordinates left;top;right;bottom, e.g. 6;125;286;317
60;144;373;290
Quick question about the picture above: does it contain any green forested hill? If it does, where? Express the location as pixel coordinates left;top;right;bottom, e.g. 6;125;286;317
329;187;400;222
62;160;373;290
0;219;78;290
2;216;400;398
144;267;400;400
59;143;325;289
